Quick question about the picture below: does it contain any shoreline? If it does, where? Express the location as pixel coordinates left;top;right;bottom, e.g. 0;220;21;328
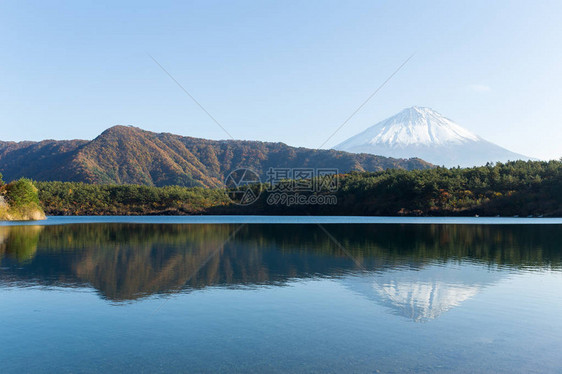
3;215;562;226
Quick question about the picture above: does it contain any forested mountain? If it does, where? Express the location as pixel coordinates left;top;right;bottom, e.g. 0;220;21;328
0;126;432;187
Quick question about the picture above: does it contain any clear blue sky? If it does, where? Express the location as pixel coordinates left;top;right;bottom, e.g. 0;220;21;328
1;0;561;160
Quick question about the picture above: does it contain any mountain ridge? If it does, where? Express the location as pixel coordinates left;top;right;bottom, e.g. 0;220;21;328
335;107;532;167
0;125;433;187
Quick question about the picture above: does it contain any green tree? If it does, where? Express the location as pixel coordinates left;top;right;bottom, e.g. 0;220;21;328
5;179;41;207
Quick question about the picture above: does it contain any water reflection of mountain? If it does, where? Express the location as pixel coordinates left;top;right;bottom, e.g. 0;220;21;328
1;224;561;302
342;264;504;322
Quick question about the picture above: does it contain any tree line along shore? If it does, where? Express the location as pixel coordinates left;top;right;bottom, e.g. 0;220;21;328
21;160;562;218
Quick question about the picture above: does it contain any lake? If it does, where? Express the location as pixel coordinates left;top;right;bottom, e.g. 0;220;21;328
1;217;561;373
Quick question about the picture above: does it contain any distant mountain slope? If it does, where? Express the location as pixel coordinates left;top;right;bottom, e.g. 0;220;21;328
0;126;432;187
334;107;532;167
0;139;89;181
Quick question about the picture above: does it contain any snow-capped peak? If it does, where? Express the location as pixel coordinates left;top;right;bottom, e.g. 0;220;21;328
334;106;532;167
337;107;480;149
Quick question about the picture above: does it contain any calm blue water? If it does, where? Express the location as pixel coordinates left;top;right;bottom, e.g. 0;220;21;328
1;218;561;373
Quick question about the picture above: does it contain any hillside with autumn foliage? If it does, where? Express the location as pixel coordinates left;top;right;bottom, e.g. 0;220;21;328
0;126;432;188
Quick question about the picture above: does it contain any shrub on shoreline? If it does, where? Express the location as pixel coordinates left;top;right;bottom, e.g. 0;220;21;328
0;177;46;221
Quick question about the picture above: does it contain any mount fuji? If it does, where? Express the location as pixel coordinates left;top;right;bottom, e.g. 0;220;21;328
334;107;532;167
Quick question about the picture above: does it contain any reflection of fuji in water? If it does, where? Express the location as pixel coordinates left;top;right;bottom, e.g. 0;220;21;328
376;279;479;322
342;263;505;322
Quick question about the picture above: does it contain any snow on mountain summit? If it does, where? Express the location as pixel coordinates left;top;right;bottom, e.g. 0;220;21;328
338;107;479;149
334;107;532;167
